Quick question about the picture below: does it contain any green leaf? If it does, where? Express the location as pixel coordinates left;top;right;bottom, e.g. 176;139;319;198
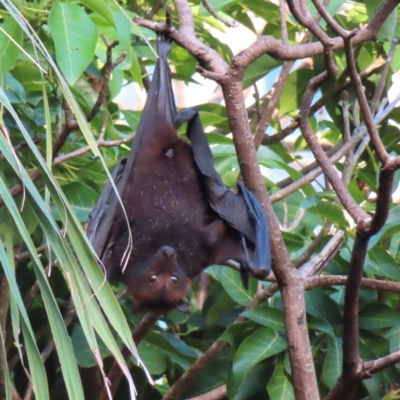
229;362;271;400
0;84;139;396
315;200;347;228
48;1;98;85
143;331;197;370
279;69;314;116
219;321;257;347
61;181;99;221
0;174;85;400
384;327;400;354
0;18;23;77
217;267;257;306
0;328;12;400
307;316;335;336
322;336;342;389
282;231;305;252
359;304;400;330
365;247;400;280
181;356;232;399
243;55;280;88
72;324;111;367
305;289;342;327
1;3;144;396
267;361;295;400
241;304;285;332
138;342;167;375
0;242;50;400
203;283;238;326
81;0;116;27
231;327;286;391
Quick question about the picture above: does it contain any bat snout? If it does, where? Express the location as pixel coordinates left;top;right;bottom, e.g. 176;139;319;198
160;246;176;259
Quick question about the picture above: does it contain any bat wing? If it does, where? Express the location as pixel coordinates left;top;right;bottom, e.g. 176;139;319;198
88;37;176;263
174;108;271;276
87;158;126;260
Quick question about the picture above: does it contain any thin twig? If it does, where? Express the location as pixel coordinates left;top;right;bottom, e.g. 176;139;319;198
369;38;399;115
201;0;237;27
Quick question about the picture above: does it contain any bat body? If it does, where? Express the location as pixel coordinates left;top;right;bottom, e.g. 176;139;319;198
88;37;271;311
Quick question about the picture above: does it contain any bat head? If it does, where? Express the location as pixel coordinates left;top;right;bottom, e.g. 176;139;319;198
127;245;191;311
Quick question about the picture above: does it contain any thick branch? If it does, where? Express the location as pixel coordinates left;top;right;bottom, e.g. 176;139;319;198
306;275;400;293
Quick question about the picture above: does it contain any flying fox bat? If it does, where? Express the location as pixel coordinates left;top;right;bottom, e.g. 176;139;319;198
88;37;271;311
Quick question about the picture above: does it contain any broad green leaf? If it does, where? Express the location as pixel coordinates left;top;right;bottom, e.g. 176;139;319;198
199;0;239;14
198;111;227;127
322;336;342;389
203;283;238;326
315;200;347;228
242;0;281;24
282;231;305;252
279;69;314;116
81;0;116;27
48;1;98;85
181;356;231;398
368;204;400;248
359;304;400;330
5;72;26;103
267;361;295;400
122;110;141;131
243;56;280;88
61;181;99;221
305;289;342;327
362;335;390;359
365;247;400;281
217;267;257;306
241;304;285;332
307;316;335;336
384;326;400;354
72;324;111;368
0;18;23;77
138;342;167;375
230;327;286;394
219;321;258;347
143;331;197;370
229;363;271;400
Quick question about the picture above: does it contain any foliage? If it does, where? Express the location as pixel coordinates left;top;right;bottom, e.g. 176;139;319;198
0;0;400;399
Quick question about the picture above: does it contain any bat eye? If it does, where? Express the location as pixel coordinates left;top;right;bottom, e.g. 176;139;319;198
170;275;179;284
148;274;158;283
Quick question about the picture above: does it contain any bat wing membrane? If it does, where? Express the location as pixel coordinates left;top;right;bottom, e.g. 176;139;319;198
175;108;271;275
